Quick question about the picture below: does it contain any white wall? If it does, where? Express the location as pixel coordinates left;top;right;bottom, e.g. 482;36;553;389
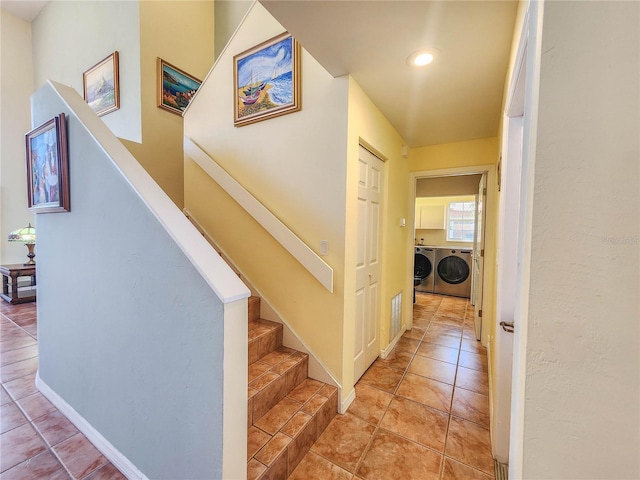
31;0;141;143
521;1;639;477
0;10;35;264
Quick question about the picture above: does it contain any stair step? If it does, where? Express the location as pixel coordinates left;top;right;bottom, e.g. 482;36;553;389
249;296;260;322
248;318;283;365
248;347;308;425
247;380;338;480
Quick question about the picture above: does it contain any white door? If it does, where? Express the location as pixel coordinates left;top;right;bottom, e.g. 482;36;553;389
473;174;487;340
354;146;383;381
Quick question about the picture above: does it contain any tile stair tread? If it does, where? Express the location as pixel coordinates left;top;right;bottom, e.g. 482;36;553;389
248;347;307;396
248;381;338;480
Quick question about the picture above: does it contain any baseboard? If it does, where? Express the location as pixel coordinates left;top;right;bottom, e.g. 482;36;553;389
339;387;356;414
36;372;148;480
494;458;509;480
380;326;407;359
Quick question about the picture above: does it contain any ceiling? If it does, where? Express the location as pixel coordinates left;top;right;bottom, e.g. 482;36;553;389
0;0;47;22
261;0;518;148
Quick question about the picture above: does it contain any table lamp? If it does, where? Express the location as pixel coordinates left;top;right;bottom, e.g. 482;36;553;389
8;224;36;266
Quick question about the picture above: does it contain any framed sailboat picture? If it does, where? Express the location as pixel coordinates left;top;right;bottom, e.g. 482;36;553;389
157;58;202;116
233;32;301;127
83;52;120;116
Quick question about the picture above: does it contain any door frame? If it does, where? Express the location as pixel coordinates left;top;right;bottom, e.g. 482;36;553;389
406;165;496;343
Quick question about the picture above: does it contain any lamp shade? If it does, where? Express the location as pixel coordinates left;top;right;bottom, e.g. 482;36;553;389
8;224;36;244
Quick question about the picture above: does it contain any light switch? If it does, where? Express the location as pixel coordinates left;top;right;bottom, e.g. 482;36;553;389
320;240;329;256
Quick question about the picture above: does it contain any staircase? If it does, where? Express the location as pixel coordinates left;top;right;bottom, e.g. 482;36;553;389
247;296;338;479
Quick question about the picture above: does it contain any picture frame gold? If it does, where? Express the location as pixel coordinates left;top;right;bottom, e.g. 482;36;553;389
157;58;202;116
83;51;120;116
233;32;301;127
25;113;70;213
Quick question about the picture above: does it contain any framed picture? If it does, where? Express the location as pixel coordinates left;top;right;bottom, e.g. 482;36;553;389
157;58;202;116
25;113;70;213
234;32;301;127
83;51;120;116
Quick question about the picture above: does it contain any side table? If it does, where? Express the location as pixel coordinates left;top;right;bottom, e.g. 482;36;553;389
0;264;36;304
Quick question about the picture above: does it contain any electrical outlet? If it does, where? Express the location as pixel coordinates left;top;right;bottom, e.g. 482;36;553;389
320;240;329;256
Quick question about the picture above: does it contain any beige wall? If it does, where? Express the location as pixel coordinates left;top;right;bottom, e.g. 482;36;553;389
416;174;481;197
122;1;214;208
31;0;214;209
0;10;35;264
214;0;252;59
184;3;350;387
32;0;142;143
345;77;410;395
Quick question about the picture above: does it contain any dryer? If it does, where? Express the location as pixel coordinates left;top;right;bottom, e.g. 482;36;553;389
414;246;436;293
434;248;472;298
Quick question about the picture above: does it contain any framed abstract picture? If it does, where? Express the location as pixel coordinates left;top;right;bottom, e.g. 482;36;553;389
157;58;202;116
25;113;70;213
233;32;301;127
83;51;120;116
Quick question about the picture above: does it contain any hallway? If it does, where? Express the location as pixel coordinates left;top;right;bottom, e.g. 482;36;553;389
289;292;493;479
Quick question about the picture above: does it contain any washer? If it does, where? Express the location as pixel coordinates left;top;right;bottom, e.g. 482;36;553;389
414;246;436;293
434;248;473;298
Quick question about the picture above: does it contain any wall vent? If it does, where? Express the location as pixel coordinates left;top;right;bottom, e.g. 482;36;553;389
390;292;402;339
494;459;508;480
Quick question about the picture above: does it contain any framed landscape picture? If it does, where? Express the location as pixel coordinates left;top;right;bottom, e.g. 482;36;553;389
233;32;301;127
25;113;70;213
157;58;202;116
83;51;120;116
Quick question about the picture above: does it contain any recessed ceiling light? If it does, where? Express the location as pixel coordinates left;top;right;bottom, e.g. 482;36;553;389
407;49;437;67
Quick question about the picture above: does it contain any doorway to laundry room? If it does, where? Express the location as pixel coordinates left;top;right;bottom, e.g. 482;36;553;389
409;166;495;343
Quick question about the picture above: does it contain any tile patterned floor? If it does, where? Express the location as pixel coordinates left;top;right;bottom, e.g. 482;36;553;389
289;292;494;480
0;301;125;479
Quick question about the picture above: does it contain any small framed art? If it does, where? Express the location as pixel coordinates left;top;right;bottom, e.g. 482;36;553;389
157;58;202;116
83;51;120;116
25;113;70;213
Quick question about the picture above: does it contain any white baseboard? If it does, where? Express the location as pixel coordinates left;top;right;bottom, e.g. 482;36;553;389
380;326;407;359
339;387;356;414
36;372;148;480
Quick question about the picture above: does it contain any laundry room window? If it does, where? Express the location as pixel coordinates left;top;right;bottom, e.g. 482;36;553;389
447;201;475;242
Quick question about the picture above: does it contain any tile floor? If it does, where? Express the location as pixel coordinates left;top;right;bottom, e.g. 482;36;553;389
288;292;494;480
0;301;125;479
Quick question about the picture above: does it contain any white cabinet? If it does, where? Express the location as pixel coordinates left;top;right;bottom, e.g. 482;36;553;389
415;205;445;229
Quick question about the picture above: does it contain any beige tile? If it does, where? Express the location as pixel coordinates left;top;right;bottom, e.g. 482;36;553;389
0;401;28;434
357;429;442;480
0;357;38;383
402;327;426;341
281;411;313;438
0;387;11;406
379;396;449;452
83;463;127;480
0;423;47;473
359;363;404;394
442;457;494;479
451;388;490;427
461;338;486;354
396;373;453;413
445;416;493;475
311;413;375;472
254;397;302;435
347;383;393;425
286;410;317;474
422;332;461;349
53;433;108;479
0;344;38;367
289;451;352;480
247;458;267;480
429;324;462;338
254;432;291;467
0;449;68;480
408;355;457;384
17;392;57;422
287;378;324;404
393;337;421;354
416;342;460;365
248;361;272;382
376;349;413;371
261;449;288;480
2;373;37;401
32;409;79;448
455;366;489;395
248;426;272;460
459;351;488;372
